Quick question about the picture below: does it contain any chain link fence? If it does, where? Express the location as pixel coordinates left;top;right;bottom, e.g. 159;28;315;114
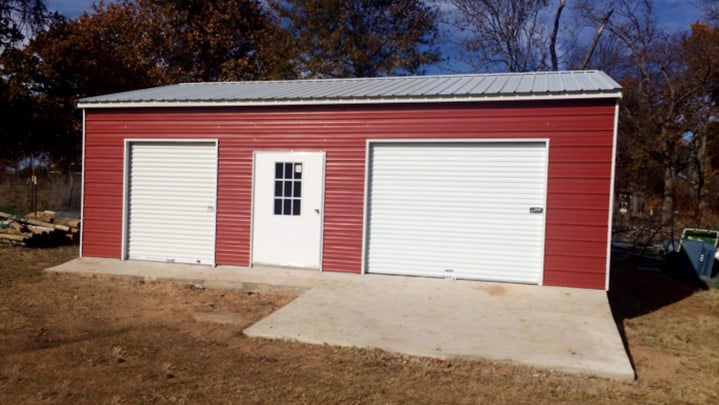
0;172;81;216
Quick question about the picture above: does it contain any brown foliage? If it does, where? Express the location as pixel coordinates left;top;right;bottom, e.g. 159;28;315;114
132;0;294;82
270;0;440;77
0;0;295;170
608;6;719;232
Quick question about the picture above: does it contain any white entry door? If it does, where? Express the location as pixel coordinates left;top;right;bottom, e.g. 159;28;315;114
251;152;325;268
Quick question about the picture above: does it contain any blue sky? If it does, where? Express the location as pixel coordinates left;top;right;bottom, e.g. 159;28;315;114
46;0;707;75
653;0;706;31
46;0;102;19
48;0;707;27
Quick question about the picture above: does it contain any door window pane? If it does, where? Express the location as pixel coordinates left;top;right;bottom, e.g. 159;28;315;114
284;180;292;197
273;161;302;216
284;162;293;179
283;199;292;215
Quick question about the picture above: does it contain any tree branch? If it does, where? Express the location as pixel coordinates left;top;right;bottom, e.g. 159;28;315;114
580;9;613;69
550;0;564;71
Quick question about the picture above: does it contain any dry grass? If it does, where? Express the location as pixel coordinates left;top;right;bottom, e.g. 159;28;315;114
0;245;78;287
0;246;718;403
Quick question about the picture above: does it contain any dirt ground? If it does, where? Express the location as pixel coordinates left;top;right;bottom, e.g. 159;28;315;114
1;246;718;404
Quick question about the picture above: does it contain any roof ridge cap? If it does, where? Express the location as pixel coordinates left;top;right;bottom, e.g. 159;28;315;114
175;70;606;86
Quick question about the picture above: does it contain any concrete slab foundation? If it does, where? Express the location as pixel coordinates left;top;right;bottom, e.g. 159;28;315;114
47;258;635;381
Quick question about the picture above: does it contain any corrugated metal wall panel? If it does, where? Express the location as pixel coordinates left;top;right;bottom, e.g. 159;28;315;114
214;142;253;264
82;117;126;258
366;142;547;283
544;272;606;289
127;141;217;265
83;99;616;289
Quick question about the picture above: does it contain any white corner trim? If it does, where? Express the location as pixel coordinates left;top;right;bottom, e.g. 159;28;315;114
360;139;373;275
605;102;621;291
121;140;130;260
538;138;550;286
79;109;86;257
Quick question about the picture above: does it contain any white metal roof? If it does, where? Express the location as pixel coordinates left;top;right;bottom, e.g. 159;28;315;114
77;70;621;109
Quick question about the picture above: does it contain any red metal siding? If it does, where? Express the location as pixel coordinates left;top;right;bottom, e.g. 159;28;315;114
81;123;124;258
83;99;616;289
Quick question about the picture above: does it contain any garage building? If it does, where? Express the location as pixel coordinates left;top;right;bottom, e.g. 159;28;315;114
77;70;621;290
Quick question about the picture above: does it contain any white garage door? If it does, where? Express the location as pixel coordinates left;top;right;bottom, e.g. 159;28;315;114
126;141;217;265
366;141;548;284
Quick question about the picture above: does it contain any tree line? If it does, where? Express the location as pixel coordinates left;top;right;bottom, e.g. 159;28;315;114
1;0;718;235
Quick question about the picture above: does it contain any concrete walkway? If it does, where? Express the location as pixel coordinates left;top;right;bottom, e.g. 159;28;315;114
47;258;635;381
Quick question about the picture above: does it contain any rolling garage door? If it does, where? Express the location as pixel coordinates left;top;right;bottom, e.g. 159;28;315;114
126;141;217;265
366;141;548;284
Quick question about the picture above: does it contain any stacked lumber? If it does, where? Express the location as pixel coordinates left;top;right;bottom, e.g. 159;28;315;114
0;210;80;247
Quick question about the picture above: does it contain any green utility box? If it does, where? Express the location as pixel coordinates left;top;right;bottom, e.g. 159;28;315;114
679;228;718;278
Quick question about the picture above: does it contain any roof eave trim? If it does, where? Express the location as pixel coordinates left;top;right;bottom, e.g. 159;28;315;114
77;91;622;109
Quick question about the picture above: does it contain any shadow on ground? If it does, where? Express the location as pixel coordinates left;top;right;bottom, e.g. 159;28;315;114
607;244;713;370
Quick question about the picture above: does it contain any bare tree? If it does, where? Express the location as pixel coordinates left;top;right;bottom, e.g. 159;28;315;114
549;0;565;70
578;8;613;69
0;0;47;51
699;0;719;24
449;0;618;72
449;0;550;72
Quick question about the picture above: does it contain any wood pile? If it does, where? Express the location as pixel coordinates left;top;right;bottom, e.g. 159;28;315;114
0;210;80;247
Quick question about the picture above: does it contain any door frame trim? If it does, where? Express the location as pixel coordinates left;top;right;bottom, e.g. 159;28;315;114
249;150;326;270
361;138;549;285
121;139;219;265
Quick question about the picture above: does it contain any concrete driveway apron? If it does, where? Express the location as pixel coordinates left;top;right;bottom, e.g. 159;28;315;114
48;258;635;380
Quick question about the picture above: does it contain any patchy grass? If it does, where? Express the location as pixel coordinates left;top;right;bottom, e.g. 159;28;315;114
0;245;78;287
0;246;718;403
608;262;719;402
